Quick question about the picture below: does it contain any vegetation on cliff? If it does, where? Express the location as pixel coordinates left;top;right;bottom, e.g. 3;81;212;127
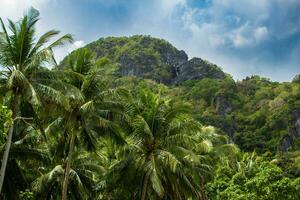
0;8;299;200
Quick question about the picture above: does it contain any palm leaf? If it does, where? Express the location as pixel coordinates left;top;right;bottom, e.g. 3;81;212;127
30;30;60;54
33;83;70;110
149;155;164;198
48;34;73;49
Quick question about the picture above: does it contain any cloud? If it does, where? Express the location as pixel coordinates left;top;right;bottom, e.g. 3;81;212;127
72;40;85;50
0;0;49;20
159;0;186;14
167;0;300;81
52;40;86;62
232;34;251;48
180;2;271;48
254;26;268;42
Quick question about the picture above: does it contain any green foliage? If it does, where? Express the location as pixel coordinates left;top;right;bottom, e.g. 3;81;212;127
19;189;34;200
272;151;300;177
174;75;300;153
0;8;299;200
292;74;300;83
206;153;300;200
0;104;12;143
65;48;95;75
97;89;202;199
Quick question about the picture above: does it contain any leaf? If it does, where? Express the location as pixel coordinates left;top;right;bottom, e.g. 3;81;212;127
156;149;181;173
48;34;73;49
33;83;70;110
149;156;165;198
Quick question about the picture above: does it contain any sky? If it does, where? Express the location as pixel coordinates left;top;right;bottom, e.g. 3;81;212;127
0;0;299;82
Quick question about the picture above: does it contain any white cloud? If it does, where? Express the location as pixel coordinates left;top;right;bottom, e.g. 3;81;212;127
180;2;272;49
232;34;251;48
0;0;49;20
254;26;268;42
161;0;300;81
213;0;270;21
73;40;85;49
52;40;85;63
159;0;186;14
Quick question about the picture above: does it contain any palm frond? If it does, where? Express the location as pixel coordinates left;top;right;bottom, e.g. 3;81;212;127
7;145;50;164
31;30;60;53
33;83;70;110
25;7;40;28
48;34;73;49
7;70;40;106
149;155;164;198
32;165;64;198
132;115;153;139
0;18;13;62
156;149;181;173
45;117;64;135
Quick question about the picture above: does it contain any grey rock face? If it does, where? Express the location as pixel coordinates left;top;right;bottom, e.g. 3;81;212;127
160;50;188;70
280;108;300;151
116;54;226;85
293;109;300;138
83;36;225;85
295;119;300;137
279;135;293;152
118;54;154;77
177;58;225;83
214;95;232;116
116;41;189;84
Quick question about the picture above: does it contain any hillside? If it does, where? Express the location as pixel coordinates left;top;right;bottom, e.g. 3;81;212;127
62;35;300;154
61;35;225;84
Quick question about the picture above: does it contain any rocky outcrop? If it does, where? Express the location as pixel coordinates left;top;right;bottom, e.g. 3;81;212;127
177;58;225;83
280;108;300;152
214;95;232;116
114;37;189;84
213;94;234;138
292;74;300;83
68;35;226;85
280;135;293;152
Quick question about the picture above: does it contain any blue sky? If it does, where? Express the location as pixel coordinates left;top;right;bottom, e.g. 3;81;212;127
1;0;299;81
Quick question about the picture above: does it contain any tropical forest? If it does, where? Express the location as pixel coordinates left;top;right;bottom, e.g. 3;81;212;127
0;7;300;200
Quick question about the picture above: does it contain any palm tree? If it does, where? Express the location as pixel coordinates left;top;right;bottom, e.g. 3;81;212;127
32;149;104;200
0;7;73;193
95;137;138;199
0;145;50;200
47;48;124;200
109;89;212;200
0;115;51;199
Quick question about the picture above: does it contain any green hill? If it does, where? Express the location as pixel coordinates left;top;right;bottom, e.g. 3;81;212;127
61;35;225;84
62;35;300;153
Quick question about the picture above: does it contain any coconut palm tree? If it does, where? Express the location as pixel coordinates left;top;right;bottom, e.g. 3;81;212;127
46;48;124;200
32;149;104;200
106;89;213;200
0;114;52;199
0;145;49;200
0;7;73;193
94;137;139;199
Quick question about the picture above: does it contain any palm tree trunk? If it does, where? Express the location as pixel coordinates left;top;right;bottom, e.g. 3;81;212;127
141;172;150;200
61;132;76;200
0;95;18;193
199;177;207;200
